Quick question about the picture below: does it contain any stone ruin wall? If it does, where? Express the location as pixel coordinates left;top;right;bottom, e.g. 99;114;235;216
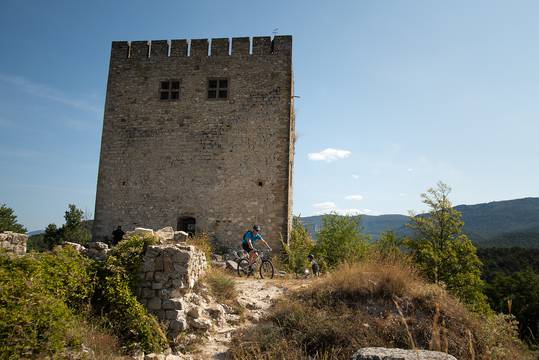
93;36;295;251
0;231;27;256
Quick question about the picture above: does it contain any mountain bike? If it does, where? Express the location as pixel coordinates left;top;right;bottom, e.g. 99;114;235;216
237;250;274;279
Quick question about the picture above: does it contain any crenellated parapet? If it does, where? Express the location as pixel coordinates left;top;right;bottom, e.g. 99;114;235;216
110;36;292;60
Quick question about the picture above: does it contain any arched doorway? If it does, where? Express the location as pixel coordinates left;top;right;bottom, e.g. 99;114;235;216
177;216;196;236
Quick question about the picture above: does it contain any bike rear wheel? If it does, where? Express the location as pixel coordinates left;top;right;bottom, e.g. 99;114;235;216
259;260;274;279
237;258;251;277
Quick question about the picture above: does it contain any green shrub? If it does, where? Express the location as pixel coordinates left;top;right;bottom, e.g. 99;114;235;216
94;235;167;353
315;213;369;269
0;247;94;357
281;217;314;274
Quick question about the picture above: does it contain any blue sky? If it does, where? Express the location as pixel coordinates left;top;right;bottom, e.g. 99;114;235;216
1;0;538;231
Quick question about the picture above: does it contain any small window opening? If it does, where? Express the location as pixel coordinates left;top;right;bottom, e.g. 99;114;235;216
258;181;264;187
160;80;180;101
208;78;228;99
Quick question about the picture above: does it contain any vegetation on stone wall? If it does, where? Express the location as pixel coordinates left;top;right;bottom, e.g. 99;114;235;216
93;234;168;353
0;247;94;357
0;233;168;357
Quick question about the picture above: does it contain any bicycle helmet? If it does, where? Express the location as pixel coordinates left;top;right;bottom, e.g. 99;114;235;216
253;224;261;231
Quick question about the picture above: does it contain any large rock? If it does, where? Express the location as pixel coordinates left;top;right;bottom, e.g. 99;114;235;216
0;231;27;256
173;231;189;242
83;241;110;261
64;241;86;252
125;227;155;239
156;227;175;242
352;348;457;360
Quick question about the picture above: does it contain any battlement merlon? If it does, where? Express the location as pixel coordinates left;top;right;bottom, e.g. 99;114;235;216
109;36;292;60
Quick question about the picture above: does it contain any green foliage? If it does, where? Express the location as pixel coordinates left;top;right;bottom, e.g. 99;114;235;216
26;234;49;252
43;223;62;249
485;269;539;345
373;230;404;259
0;203;26;233
314;213;369;269
478;247;539;281
94;234;167;353
61;204;91;245
281;216;314;273
405;182;489;313
0;247;95;357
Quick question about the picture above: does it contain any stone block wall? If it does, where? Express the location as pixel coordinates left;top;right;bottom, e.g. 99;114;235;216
93;35;295;250
138;244;207;322
0;231;27;255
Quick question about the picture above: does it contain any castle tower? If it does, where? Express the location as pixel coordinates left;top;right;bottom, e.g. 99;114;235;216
93;36;294;249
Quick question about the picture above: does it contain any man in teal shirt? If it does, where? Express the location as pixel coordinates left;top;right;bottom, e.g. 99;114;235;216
242;224;272;265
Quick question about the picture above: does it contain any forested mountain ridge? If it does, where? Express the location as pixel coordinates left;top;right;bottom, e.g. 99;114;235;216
300;197;539;248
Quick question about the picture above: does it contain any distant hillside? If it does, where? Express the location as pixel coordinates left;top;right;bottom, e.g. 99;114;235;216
300;197;539;248
300;214;410;241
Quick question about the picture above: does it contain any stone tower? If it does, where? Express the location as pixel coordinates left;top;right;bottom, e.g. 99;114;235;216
93;36;294;249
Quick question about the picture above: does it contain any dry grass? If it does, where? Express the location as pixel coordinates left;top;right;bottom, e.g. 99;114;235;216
76;317;125;359
204;268;244;317
228;257;532;360
186;233;213;263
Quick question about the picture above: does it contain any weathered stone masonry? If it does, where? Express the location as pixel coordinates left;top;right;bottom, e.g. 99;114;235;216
93;36;295;249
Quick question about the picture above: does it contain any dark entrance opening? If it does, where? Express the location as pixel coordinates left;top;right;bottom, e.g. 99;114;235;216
177;216;196;236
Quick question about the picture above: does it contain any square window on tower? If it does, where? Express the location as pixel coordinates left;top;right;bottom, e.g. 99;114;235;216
207;78;228;100
159;80;180;101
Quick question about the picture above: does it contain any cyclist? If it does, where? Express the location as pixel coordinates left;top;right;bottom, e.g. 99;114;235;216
242;224;272;265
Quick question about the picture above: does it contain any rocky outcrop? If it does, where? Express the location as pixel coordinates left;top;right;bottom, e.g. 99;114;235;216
83;241;109;260
352;348;457;360
125;227;189;244
0;231;27;255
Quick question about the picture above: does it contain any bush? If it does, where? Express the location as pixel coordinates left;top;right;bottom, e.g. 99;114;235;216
281;216;314;274
314;213;369;269
93;234;167;353
0;247;95;357
1;233;169;356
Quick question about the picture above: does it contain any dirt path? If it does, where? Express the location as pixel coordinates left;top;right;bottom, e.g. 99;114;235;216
192;278;302;359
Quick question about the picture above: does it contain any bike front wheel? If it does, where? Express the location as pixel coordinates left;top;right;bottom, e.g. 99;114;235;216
259;260;274;279
237;258;251;277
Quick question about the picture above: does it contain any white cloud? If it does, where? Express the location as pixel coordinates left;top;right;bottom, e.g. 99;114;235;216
399;193;407;197
308;148;351;162
312;201;372;216
352;174;359;179
0;73;100;113
407;168;413;172
344;194;363;201
313;201;337;213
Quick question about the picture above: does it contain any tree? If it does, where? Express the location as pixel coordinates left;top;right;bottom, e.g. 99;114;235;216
0;204;27;233
60;204;90;245
282;216;314;273
374;230;404;259
405;182;489;313
485;269;539;344
43;223;62;249
315;213;368;268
